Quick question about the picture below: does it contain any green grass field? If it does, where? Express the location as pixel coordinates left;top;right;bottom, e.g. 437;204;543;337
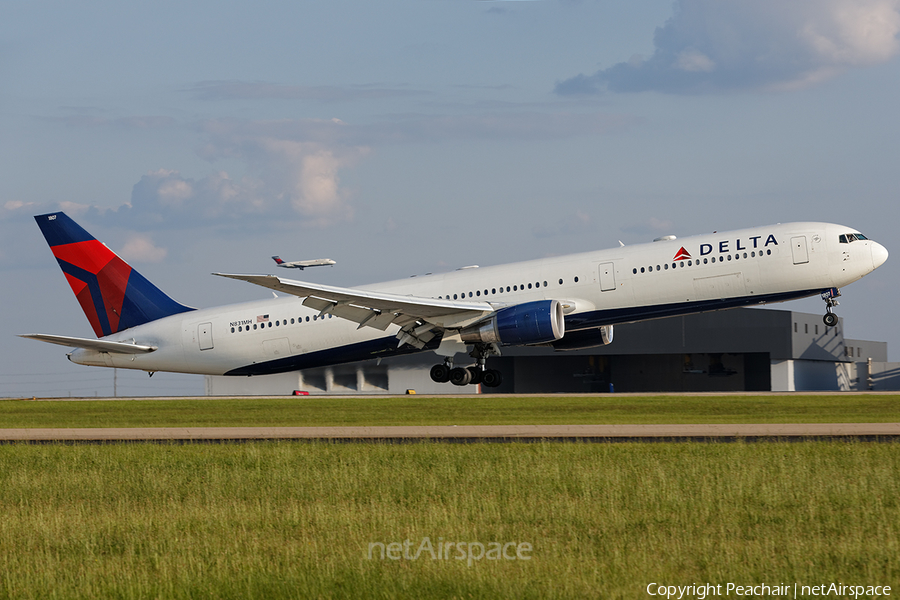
1;393;898;428
0;441;898;599
1;396;897;598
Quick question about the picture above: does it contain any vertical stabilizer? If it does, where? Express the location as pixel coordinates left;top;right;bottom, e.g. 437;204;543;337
35;212;194;337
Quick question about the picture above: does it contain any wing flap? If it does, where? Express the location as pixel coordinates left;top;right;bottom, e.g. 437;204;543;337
214;273;494;330
302;296;395;331
19;334;157;354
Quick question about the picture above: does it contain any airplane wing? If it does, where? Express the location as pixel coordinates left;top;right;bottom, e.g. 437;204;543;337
19;334;157;354
214;273;496;347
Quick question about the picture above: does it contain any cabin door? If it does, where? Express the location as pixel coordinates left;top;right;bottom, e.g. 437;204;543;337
199;322;214;350
598;262;617;292
791;236;809;265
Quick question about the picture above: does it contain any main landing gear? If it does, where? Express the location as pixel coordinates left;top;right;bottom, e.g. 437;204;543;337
429;362;502;387
429;343;503;388
821;288;841;327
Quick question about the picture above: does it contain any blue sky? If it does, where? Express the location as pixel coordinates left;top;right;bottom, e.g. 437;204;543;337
3;0;899;397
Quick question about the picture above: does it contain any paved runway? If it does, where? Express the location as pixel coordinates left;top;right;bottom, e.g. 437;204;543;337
1;423;898;442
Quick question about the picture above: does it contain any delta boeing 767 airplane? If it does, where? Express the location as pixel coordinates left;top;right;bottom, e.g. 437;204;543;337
21;212;888;387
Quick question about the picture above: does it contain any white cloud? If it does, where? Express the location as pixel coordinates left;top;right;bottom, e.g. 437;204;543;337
121;169;267;224
801;0;900;65
297;150;344;217
1;200;83;221
676;50;716;73
2;200;35;215
90;119;366;229
556;0;900;94
194;119;365;225
251;138;358;221
48;110;639;232
118;235;167;263
154;171;194;207
58;201;91;216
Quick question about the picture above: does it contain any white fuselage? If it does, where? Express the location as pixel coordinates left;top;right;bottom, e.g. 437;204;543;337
69;222;886;376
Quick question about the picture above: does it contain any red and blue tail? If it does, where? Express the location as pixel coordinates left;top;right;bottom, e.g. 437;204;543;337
35;212;194;338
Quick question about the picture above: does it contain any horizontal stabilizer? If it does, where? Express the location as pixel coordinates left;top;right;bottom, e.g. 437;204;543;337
19;334;157;354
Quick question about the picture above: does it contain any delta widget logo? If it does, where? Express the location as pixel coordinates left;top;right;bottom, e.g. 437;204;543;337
673;247;692;261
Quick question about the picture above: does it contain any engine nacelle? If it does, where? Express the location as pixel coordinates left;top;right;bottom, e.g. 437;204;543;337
550;325;614;351
460;300;565;346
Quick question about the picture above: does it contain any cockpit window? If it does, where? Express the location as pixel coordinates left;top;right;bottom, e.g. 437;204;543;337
839;233;868;243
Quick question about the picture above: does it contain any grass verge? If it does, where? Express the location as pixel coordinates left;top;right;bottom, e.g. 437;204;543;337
0;394;898;428
0;441;897;599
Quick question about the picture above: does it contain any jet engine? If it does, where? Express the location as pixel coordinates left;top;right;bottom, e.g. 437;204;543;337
460;300;565;346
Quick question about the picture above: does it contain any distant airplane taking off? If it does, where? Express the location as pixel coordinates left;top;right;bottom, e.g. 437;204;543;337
21;212;888;388
271;255;336;270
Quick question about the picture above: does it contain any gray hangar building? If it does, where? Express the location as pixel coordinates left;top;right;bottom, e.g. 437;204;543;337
205;307;898;395
206;308;900;396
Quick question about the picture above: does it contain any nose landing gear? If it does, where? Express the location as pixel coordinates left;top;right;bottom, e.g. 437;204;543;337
821;288;841;327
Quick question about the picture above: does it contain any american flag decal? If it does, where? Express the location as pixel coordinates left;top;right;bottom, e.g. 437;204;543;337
257;314;269;323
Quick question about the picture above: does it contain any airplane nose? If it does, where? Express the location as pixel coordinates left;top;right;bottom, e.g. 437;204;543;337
872;242;889;270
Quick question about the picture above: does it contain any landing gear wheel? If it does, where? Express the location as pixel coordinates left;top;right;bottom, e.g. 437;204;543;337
466;366;484;385
430;364;451;383
820;288;841;328
481;369;503;388
449;367;472;386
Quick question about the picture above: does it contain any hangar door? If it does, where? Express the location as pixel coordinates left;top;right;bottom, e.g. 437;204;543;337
791;236;809;265
598;262;617;292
